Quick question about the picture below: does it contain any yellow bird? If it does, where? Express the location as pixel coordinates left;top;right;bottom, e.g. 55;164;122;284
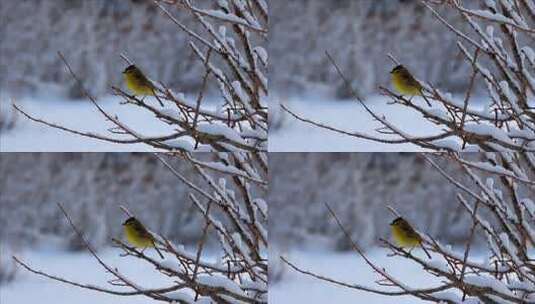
390;65;422;95
390;217;431;258
122;65;164;107
123;217;164;259
390;65;431;106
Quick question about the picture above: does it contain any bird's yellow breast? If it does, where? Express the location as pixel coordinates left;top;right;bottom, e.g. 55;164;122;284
391;73;422;96
124;225;155;248
391;225;421;248
124;73;155;96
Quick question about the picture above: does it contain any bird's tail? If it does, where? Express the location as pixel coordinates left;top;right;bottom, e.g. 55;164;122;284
420;89;432;107
151;88;165;107
152;241;165;259
421;245;432;259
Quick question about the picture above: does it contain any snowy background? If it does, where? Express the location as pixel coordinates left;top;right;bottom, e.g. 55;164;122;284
0;153;231;249
269;153;484;303
1;0;492;152
1;248;216;304
0;0;257;151
0;94;216;152
1;1;219;97
269;0;487;151
0;153;231;302
270;249;440;304
269;1;472;97
269;153;474;249
270;94;448;152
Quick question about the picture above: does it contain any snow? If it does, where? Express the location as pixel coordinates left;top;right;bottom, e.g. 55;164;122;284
464;275;515;298
270;249;441;304
197;275;245;296
196;123;247;145
163;139;196;151
521;47;535;65
470;161;511;175
427;258;451;274
484;0;496;11
165;291;195;302
253;198;268;217
270;92;524;152
231;81;249;108
1;247;236;304
522;198;535;216
431;138;466;151
427;108;453;122
201;10;247;25
0;94;217;152
216;0;229;11
468;10;515;25
1;248;196;304
254;46;268;65
463;123;515;146
270;95;444;152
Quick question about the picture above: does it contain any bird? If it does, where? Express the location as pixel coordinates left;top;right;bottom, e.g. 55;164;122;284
122;217;164;259
390;65;431;106
122;65;164;107
390;217;431;259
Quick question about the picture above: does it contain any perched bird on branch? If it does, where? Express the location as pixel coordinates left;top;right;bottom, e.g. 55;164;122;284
390;65;431;106
123;65;164;107
123;217;164;259
390;217;431;259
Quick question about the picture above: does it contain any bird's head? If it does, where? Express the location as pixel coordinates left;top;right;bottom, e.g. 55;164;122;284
122;217;136;226
390;217;403;226
390;65;405;74
123;65;137;74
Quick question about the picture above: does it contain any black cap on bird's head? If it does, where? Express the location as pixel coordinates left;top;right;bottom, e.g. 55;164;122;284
122;217;136;226
390;217;403;226
390;65;404;74
123;65;136;74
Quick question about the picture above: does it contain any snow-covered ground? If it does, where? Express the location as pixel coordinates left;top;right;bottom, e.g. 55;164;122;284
1;94;194;152
270;249;441;304
270;95;447;152
1;248;211;303
3;248;440;304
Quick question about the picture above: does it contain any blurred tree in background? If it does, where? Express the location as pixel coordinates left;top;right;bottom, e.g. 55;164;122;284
1;0;214;98
270;0;473;98
269;153;477;250
0;153;217;250
3;0;478;99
